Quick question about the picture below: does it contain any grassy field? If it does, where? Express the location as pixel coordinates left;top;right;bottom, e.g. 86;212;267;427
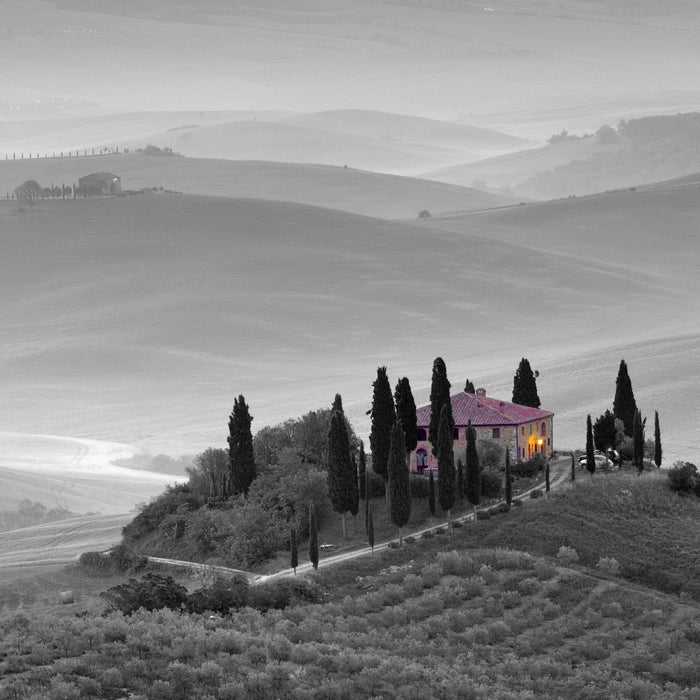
2;470;700;698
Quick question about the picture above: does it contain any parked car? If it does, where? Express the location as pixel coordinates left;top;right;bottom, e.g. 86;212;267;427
578;451;610;469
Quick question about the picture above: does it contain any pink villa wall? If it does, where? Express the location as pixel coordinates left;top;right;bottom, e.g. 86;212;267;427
410;415;554;472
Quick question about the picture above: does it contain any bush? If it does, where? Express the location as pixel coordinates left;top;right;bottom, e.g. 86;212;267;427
476;510;491;520
187;576;250;614
530;489;543;499
512;498;523;506
101;573;189;615
366;471;387;498
667;461;698;493
409;474;430;498
596;557;621;576
512;454;546;478
556;546;579;566
404;535;416;544
480;472;502;499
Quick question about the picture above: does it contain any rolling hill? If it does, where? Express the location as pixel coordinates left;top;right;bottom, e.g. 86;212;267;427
0;155;515;219
1;185;697;469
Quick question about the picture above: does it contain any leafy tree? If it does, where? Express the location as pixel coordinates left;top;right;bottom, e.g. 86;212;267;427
14;179;42;205
593;410;617;457
327;394;356;539
477;438;503;471
464;379;475;394
465;420;481;521
633;409;645;475
429;357;454;455
290;527;298;574
394;377;418;458
586;414;596;477
388;423;411;545
505;448;512;505
308;504;319;570
456;458;464;500
613;359;637;436
187;448;229;498
369;367;396;488
228;395;256;496
654;410;662;467
437;404;456;529
367;501;375;551
512;358;540;408
428;469;436;517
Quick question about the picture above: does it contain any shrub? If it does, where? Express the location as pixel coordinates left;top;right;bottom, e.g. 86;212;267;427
480;471;502;498
667;461;698;492
101;573;188;615
421;563;442;588
404;535;416;544
187;576;250;614
517;577;540;596
387;540;400;549
512;498;523;506
556;546;579;565
436;551;476;576
476;510;491;520
409;474;430;498
421;530;434;539
530;489;543;499
451;520;463;529
596;557;621;576
512;453;547;478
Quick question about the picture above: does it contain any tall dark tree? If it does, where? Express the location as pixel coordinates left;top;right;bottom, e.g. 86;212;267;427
327;394;355;539
429;357;454;456
545;460;550;494
505;448;512;506
350;453;360;528
369;367;396;489
456;458;465;500
593;410;617;461
571;452;576;482
465;420;481;521
464;379;475;394
367;501;375;552
290;527;298;574
308;504;319;570
512;358;541;408
428;469;436;517
654;411;662;468
227;395;256;497
585;414;596;477
394;377;418;460
437;404;456;529
388;423;411;545
613;359;637;436
358;441;367;501
365;468;371;534
633;409;645;475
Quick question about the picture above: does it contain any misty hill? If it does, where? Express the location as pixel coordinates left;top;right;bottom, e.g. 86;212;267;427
0;155;514;218
1;187;698;464
426;113;700;199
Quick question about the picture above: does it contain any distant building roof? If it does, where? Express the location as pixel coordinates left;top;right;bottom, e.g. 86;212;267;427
416;391;553;428
79;172;120;182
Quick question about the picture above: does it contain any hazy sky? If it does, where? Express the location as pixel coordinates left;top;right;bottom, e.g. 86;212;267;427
1;1;699;136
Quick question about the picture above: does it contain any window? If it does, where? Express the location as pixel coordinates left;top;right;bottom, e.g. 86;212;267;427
453;428;460;441
492;428;500;439
541;422;547;436
521;448;525;459
416;428;427;441
521;426;525;435
548;438;551;446
416;449;428;473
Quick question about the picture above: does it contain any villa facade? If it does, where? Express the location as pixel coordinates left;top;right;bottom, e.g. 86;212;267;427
411;388;554;472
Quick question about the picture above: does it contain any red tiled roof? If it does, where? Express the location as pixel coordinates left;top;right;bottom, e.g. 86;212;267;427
416;392;553;428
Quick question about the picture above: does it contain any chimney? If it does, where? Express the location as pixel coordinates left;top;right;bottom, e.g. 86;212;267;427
476;387;486;396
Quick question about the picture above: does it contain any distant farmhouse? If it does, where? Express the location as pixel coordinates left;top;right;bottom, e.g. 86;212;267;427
411;388;554;472
78;172;121;196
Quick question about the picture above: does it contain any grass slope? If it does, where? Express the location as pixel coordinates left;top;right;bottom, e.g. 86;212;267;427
0;154;513;218
2;190;694;461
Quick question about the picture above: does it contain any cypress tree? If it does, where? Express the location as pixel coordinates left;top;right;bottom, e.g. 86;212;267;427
388;423;411;545
654;410;662;468
456;458;465;500
571;452;576;482
545;460;550;494
633;409;645;475
613;359;637;436
428;469;436;517
512;358;541;408
586;414;596;477
369;366;396;489
308;504;319;570
505;448;512;505
350;453;359;528
465;420;481;521
394;377;418;460
437;404;456;529
367;501;375;552
290;527;298;574
464;379;475;394
429;357;454;456
358;441;367;501
227;395;256;497
365;467;371;534
327;394;355;539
